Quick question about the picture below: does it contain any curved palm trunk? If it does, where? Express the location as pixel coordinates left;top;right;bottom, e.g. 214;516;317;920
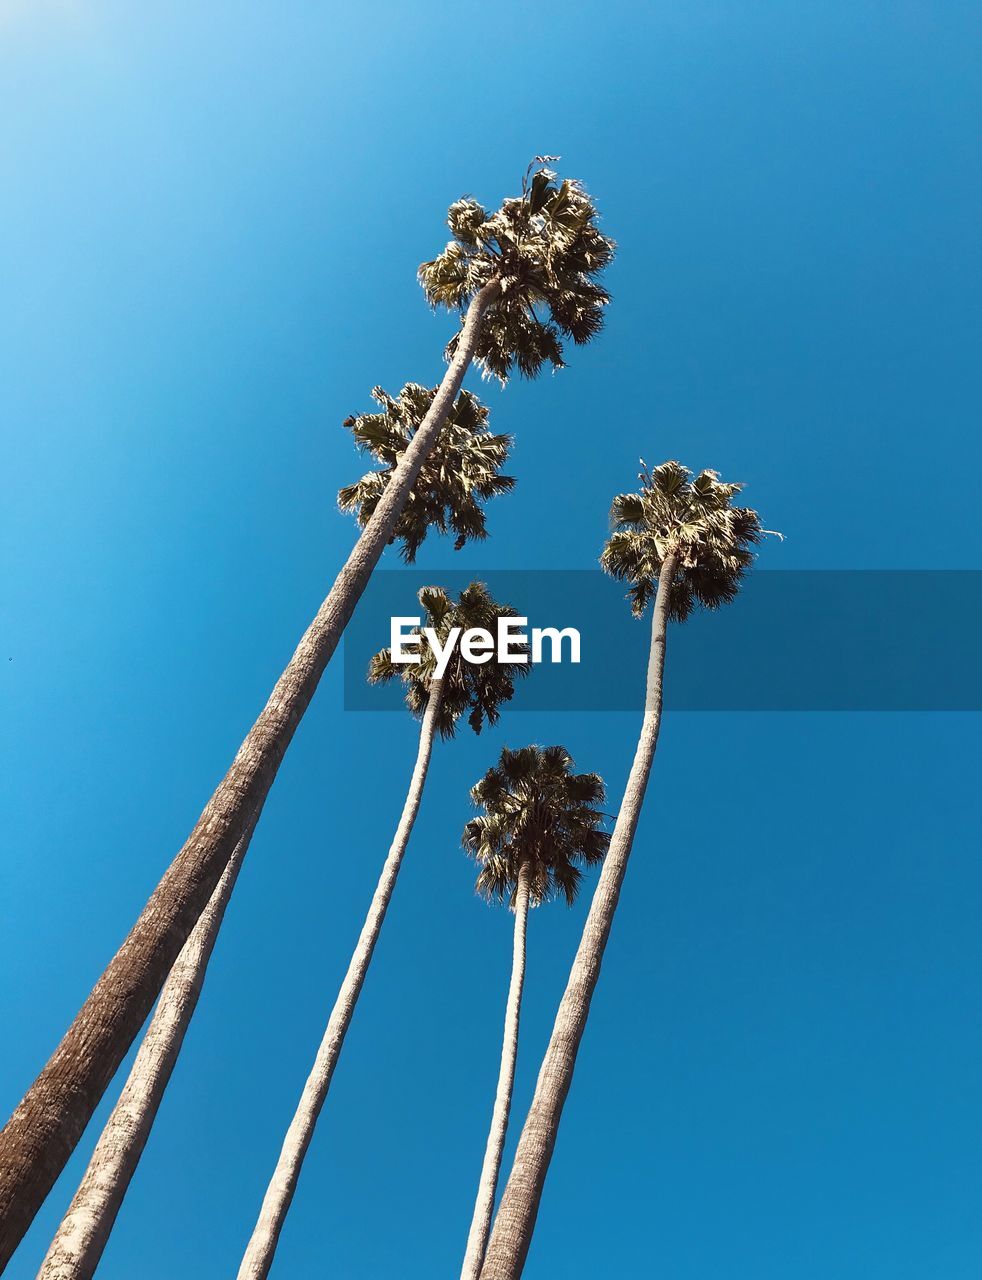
0;282;500;1270
237;679;445;1280
479;552;679;1280
36;816;259;1280
460;861;531;1280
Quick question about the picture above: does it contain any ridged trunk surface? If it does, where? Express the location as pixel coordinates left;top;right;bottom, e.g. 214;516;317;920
0;280;500;1273
479;552;678;1280
237;680;445;1280
36;817;259;1280
460;861;531;1280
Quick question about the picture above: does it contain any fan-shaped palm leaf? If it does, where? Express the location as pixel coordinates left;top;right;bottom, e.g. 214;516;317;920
338;385;515;562
369;582;529;737
464;745;608;908
419;159;615;383
601;460;768;620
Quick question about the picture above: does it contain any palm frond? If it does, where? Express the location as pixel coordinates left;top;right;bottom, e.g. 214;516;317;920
338;383;514;562
420;162;615;385
464;744;608;909
601;461;775;621
367;581;529;739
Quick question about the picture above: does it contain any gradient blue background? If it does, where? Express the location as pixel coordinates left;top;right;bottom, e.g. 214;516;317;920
2;3;980;1276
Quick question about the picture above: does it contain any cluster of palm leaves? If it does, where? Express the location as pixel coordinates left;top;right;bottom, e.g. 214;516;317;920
368;582;528;737
0;161;773;1280
420;158;613;382
337;385;515;562
465;746;609;908
602;459;766;618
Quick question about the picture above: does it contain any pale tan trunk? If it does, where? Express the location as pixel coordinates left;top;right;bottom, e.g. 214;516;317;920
35;817;258;1280
460;861;531;1280
237;680;445;1280
479;552;679;1280
0;281;500;1270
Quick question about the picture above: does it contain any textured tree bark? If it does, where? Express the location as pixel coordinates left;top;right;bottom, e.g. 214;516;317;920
35;815;259;1280
479;551;679;1280
0;279;501;1273
236;679;445;1280
460;860;530;1280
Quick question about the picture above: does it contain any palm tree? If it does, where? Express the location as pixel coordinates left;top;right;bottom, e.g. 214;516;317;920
35;406;512;1280
0;162;614;1266
479;462;772;1279
459;746;608;1280
237;583;528;1280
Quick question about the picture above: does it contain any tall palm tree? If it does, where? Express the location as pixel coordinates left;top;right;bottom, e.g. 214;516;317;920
479;462;772;1279
459;746;608;1280
35;406;513;1280
0;162;614;1267
237;584;528;1280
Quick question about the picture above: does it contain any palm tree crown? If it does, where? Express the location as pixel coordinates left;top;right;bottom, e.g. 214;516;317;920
337;384;515;563
601;460;770;621
368;583;528;738
464;746;609;908
419;159;616;382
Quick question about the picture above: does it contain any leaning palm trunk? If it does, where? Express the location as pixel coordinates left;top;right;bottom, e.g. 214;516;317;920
36;815;259;1280
479;552;678;1280
237;679;445;1280
0;281;501;1269
460;861;531;1280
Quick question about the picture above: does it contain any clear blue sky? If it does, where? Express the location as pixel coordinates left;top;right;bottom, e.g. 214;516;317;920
2;2;980;1276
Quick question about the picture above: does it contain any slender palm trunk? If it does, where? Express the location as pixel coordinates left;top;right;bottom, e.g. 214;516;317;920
36;814;259;1280
237;679;445;1280
0;282;500;1271
479;552;679;1280
460;861;531;1280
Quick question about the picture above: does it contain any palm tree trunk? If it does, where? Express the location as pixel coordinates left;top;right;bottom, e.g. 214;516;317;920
237;678;445;1280
479;551;679;1280
33;812;260;1280
460;860;531;1280
0;282;501;1272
